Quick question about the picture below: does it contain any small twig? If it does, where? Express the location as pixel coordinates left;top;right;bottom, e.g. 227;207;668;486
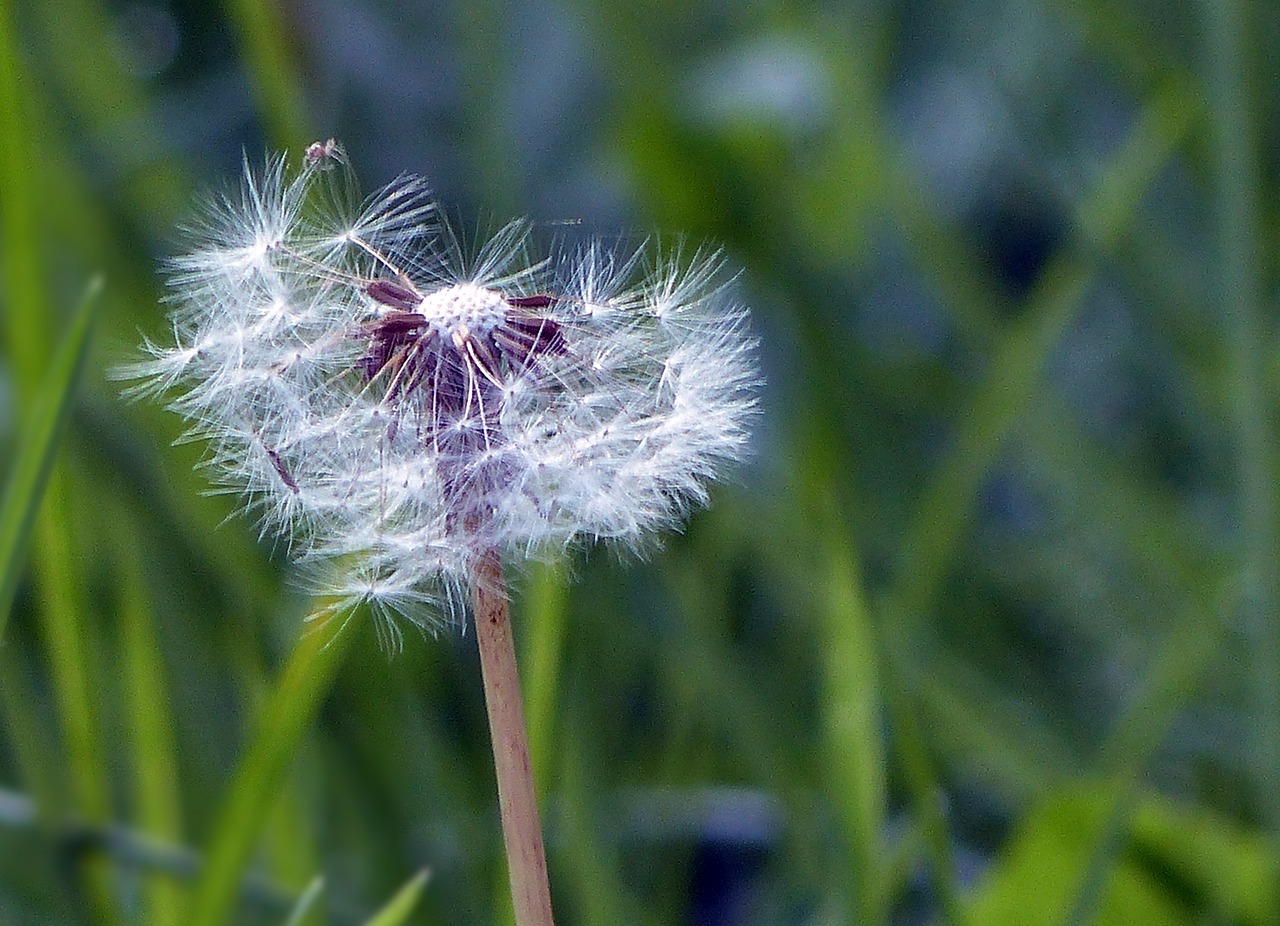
472;549;555;926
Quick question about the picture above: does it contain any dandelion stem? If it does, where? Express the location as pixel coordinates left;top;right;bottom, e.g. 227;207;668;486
472;550;555;926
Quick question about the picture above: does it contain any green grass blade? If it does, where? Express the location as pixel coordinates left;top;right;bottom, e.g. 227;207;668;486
361;870;430;926
223;0;312;149
0;0;50;381
521;559;570;794
35;462;122;925
0;47;112;902
966;792;1185;926
0;277;103;639
1058;784;1145;926
555;709;641;926
188;613;356;926
1203;0;1280;852
880;662;966;926
0;646;64;816
281;876;325;926
798;446;887;926
1057;620;1212;926
888;75;1199;626
818;516;886;926
1008;392;1238;926
114;504;187;926
261;768;322;919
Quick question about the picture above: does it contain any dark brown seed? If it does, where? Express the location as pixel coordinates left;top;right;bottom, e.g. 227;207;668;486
497;315;565;360
506;294;558;310
372;311;428;336
367;279;421;311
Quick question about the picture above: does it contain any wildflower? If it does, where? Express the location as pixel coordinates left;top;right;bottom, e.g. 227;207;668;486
128;141;759;643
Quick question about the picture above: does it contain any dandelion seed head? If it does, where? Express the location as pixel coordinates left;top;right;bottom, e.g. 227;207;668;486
128;141;760;638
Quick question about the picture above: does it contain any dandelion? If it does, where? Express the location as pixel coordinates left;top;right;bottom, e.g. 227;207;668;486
127;140;758;925
130;140;757;637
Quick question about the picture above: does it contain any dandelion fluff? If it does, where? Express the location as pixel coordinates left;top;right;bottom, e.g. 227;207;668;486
130;141;759;638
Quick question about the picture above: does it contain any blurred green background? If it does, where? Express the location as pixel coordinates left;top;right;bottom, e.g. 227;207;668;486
1;0;1276;924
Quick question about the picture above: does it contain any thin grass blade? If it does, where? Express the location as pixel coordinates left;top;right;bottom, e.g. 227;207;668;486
113;503;187;926
0;277;103;639
223;0;311;148
1203;0;1280;863
281;876;325;926
361;870;430;926
188;613;356;926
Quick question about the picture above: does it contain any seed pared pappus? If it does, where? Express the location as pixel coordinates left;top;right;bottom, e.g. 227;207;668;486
126;140;760;647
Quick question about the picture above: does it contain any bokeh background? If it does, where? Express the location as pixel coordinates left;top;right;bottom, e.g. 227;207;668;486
1;0;1276;924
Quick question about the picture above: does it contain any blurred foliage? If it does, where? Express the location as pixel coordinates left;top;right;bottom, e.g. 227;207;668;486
1;0;1278;924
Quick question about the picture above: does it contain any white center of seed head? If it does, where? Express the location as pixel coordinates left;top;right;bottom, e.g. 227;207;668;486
419;284;507;337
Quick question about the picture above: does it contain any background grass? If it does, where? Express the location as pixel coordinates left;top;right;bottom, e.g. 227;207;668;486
1;0;1276;923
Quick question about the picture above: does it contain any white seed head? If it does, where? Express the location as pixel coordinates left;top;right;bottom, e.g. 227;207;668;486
129;141;760;641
